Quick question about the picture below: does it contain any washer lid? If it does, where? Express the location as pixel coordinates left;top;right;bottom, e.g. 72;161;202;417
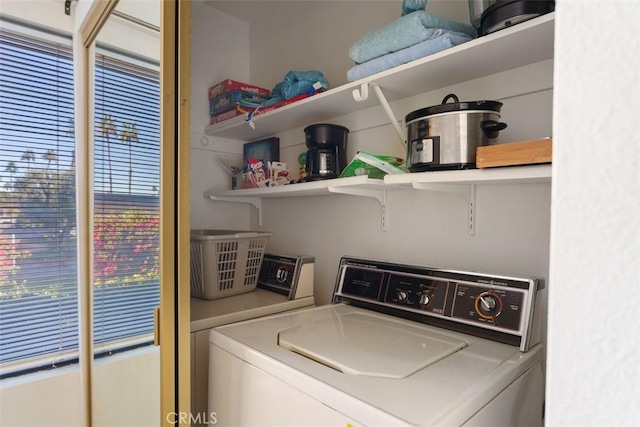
278;312;467;378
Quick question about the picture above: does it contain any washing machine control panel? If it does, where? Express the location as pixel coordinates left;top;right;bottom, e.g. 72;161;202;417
333;257;542;351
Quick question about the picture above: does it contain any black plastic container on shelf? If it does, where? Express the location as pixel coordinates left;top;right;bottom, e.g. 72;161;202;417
469;0;555;37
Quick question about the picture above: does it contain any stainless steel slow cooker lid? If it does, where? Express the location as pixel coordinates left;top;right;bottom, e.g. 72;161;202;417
405;94;503;123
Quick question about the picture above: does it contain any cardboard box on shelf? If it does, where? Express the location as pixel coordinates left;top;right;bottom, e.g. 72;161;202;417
210;108;245;125
210;89;266;116
208;79;270;100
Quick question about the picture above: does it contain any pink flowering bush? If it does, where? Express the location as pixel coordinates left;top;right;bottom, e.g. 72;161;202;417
94;210;159;286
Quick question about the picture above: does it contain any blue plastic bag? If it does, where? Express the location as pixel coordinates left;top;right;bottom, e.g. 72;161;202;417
272;70;328;100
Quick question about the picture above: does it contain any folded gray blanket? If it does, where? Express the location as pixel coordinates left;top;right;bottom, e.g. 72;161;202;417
349;11;476;64
347;29;473;82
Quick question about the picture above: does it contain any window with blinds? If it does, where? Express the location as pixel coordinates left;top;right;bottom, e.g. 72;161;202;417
0;25;161;377
93;50;160;352
0;28;78;374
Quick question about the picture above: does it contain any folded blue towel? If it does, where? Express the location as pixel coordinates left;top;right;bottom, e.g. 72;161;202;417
347;29;473;82
349;11;476;64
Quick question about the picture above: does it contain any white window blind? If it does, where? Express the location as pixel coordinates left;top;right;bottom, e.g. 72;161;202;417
0;28;78;374
93;50;160;350
0;26;161;376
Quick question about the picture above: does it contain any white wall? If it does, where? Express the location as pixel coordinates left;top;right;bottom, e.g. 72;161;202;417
0;347;159;427
0;0;74;33
92;347;160;426
547;1;640;424
247;1;403;89
97;11;159;63
0;367;83;426
190;4;252;230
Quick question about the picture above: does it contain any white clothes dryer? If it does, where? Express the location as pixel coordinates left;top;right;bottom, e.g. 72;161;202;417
209;257;545;426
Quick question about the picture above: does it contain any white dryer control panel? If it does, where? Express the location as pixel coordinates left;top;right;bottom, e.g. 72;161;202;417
332;257;543;352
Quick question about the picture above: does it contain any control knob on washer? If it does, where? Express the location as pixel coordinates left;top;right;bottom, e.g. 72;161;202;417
419;293;430;306
397;290;408;303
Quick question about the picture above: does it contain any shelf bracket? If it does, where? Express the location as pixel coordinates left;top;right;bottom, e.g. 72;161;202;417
352;82;406;151
328;186;389;232
412;183;476;235
204;192;263;226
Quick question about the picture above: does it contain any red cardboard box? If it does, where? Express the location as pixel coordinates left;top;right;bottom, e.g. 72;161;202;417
208;79;270;100
210;108;244;125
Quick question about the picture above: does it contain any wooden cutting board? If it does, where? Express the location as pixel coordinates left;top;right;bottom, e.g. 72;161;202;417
476;138;552;168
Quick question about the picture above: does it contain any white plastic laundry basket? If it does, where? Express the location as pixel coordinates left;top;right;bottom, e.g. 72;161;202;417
190;230;271;300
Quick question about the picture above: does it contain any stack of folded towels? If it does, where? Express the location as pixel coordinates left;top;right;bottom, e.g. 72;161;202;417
347;2;476;82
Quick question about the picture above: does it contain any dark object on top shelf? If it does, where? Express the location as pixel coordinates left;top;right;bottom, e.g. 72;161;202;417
468;0;555;37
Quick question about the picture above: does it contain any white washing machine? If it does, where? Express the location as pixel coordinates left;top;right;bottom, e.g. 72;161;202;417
209;257;545;426
191;254;315;422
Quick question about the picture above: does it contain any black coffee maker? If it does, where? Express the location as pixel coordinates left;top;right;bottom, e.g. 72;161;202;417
304;123;349;181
